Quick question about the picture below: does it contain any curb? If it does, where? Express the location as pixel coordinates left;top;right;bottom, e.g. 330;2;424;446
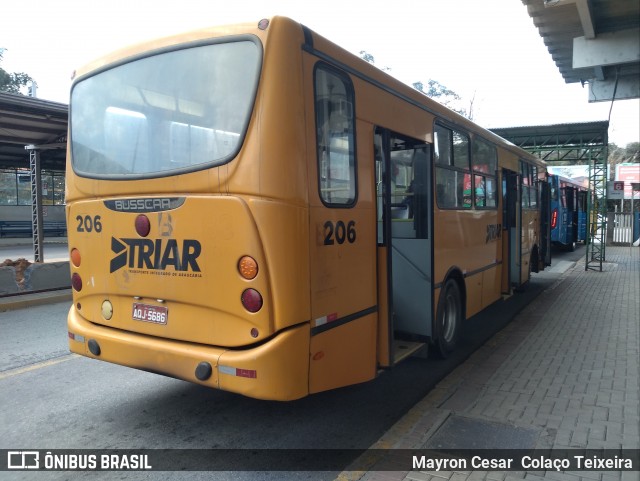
0;289;72;312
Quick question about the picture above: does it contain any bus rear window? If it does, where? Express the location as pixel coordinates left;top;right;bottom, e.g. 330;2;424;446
71;39;261;178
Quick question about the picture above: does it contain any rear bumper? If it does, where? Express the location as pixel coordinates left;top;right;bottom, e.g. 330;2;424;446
68;307;310;401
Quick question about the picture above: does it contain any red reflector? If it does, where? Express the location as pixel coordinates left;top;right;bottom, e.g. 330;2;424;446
220;365;258;378
135;214;151;237
237;368;257;379
68;331;84;342
241;289;263;313
71;273;82;292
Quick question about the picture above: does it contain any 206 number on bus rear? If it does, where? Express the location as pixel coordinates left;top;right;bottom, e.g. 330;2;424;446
132;303;168;325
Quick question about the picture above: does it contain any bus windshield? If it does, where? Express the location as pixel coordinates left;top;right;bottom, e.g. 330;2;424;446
70;39;261;178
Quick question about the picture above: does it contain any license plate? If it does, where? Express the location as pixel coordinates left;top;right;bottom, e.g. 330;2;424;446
132;303;168;325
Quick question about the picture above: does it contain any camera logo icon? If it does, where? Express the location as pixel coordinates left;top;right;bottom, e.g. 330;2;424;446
7;451;39;470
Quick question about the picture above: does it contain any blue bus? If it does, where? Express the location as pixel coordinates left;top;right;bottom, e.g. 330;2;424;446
548;174;587;251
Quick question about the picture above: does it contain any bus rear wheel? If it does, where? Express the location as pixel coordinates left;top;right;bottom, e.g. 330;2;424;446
435;279;462;359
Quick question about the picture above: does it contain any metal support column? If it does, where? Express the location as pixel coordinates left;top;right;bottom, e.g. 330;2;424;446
27;145;44;263
586;145;608;271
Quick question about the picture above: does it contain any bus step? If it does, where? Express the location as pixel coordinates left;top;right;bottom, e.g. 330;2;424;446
392;340;428;364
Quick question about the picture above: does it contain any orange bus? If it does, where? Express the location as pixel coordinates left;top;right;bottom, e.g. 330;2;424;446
66;16;548;400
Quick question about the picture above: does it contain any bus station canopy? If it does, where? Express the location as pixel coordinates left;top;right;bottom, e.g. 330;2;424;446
491;120;609;150
522;0;640;102
490;120;609;163
0;91;68;171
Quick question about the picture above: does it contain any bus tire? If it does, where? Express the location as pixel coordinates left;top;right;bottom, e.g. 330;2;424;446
435;279;462;358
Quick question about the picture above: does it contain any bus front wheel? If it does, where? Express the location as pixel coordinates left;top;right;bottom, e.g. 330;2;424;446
435;279;462;359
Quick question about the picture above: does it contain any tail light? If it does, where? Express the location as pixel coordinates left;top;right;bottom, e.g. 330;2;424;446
70;248;81;267
238;256;258;280
241;289;263;313
551;209;558;229
71;273;83;292
135;214;151;237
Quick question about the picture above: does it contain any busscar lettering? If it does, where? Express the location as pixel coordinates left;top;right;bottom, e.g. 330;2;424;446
110;237;201;273
114;198;171;212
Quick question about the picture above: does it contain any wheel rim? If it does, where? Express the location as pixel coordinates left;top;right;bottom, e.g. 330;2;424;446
442;288;458;343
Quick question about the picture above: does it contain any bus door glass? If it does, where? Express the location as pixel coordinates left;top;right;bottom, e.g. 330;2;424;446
577;190;587;241
375;127;432;344
563;186;576;244
502;169;521;291
539;179;552;266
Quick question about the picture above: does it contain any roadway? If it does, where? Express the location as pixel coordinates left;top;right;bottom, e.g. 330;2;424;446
0;238;69;263
0;245;585;480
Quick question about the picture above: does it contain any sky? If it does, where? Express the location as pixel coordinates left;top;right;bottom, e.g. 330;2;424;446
2;0;639;146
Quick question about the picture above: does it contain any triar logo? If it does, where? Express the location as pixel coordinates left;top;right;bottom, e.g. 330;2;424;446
110;237;201;273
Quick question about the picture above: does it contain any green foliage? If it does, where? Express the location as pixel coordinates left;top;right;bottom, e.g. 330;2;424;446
413;79;472;119
359;51;375;64
608;142;640;166
413;80;460;101
358;50;472;119
359;50;390;72
0;48;36;95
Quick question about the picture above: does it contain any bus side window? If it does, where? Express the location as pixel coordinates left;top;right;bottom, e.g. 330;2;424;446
315;65;356;206
434;124;470;209
472;137;498;209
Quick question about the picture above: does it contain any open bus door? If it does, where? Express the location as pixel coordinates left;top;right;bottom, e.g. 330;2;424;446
375;128;432;366
502;169;521;293
540;179;552;267
577;189;588;242
564;186;577;251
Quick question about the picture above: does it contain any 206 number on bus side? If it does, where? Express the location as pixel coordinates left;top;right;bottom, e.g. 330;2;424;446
323;220;356;245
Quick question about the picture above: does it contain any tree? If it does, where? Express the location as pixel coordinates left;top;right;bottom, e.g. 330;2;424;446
609;142;640;167
359;51;473;119
0;48;36;95
359;50;375;64
413;79;474;120
359;50;391;72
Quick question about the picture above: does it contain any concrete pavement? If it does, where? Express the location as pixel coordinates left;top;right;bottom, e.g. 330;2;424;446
341;246;639;480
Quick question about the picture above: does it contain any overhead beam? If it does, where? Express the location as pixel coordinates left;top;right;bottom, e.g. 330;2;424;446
543;0;594;38
573;28;640;69
588;74;640;102
574;0;594;39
